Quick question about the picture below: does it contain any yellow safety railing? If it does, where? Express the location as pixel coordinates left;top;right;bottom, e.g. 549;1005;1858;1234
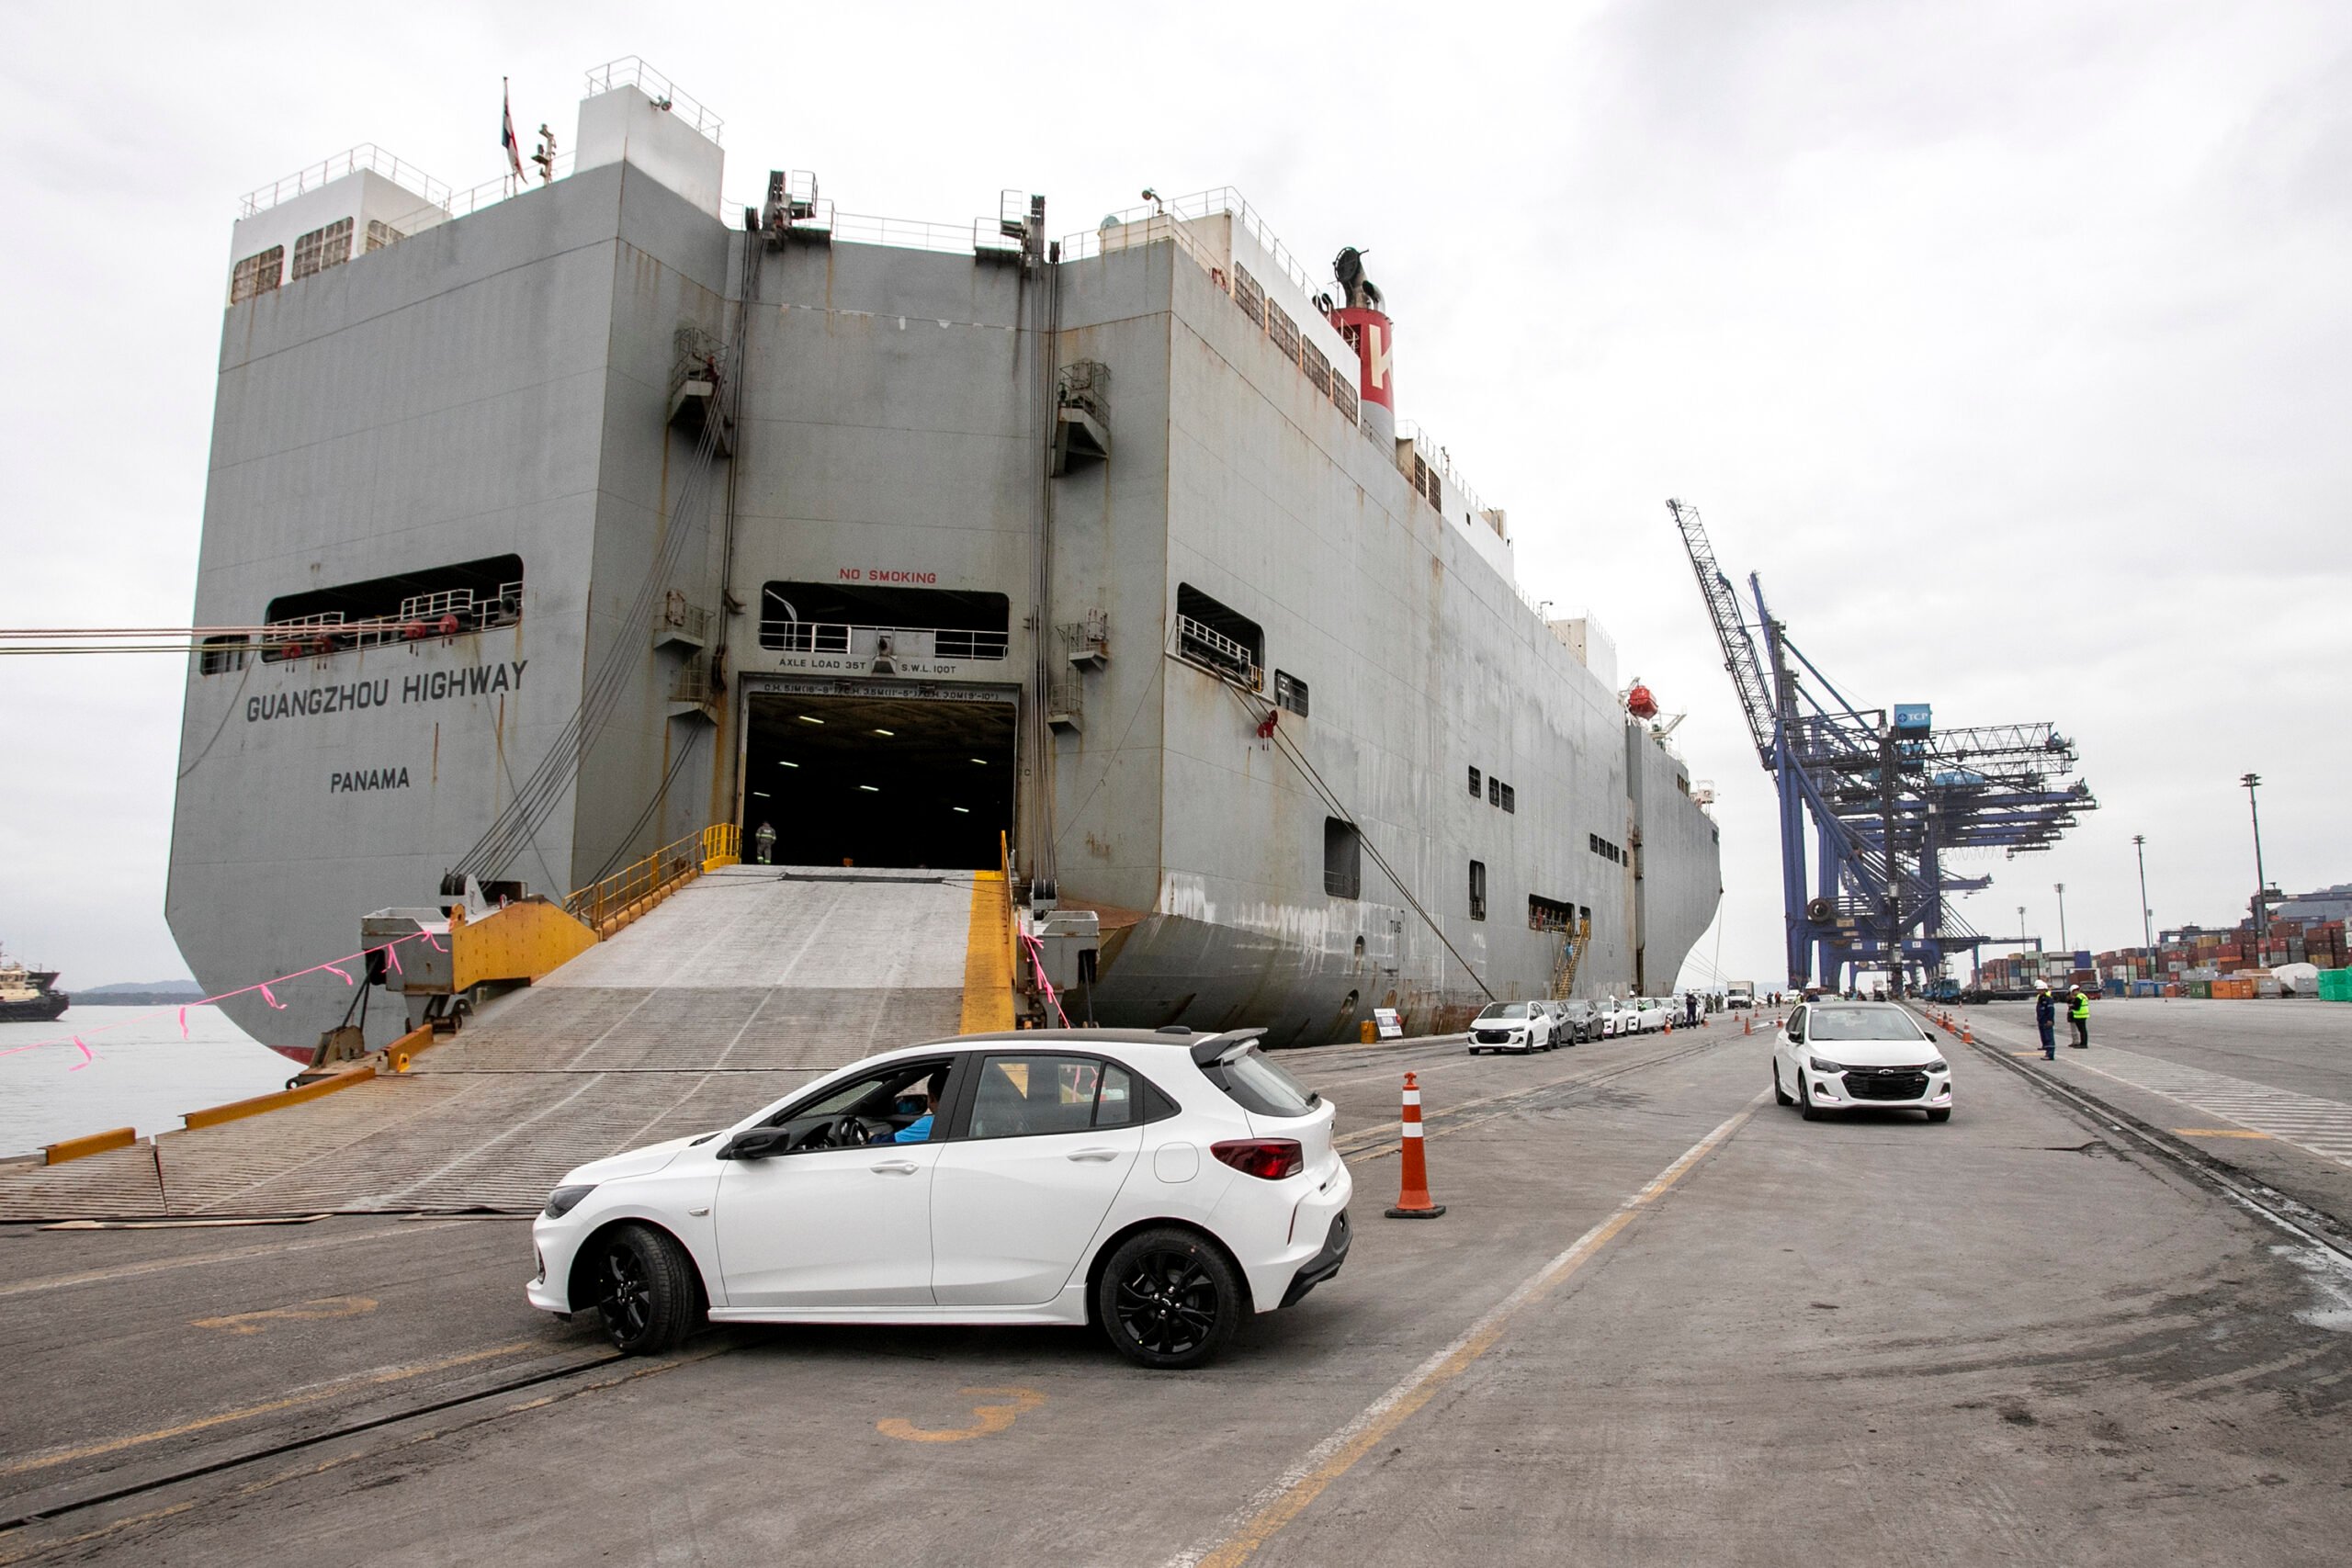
565;823;739;938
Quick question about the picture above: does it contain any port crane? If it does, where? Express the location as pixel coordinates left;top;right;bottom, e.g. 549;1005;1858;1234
1669;500;2097;993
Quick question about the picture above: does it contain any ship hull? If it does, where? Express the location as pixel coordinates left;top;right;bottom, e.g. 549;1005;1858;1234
168;150;1721;1051
0;996;71;1023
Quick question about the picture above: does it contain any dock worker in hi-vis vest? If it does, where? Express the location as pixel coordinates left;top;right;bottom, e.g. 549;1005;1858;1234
2067;986;2090;1050
754;821;776;865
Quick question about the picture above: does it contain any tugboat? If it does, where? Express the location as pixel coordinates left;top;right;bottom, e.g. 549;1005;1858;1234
0;949;70;1023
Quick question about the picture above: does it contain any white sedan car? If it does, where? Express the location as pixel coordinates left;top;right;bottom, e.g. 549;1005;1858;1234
1601;999;1639;1038
1466;1000;1555;1053
528;1028;1351;1369
1770;1002;1953;1122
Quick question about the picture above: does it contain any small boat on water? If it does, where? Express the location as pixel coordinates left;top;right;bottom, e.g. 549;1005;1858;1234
0;949;70;1023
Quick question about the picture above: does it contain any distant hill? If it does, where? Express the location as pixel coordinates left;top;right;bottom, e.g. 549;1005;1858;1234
74;980;208;1006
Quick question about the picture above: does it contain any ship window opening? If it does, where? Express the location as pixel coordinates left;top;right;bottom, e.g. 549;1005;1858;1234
1529;895;1577;932
198;636;248;675
1302;341;1332;397
742;688;1016;870
1353;935;1365;960
1231;265;1265;327
1274;671;1309;717
1467;766;1481;797
1323;818;1361;900
1265;300;1301;366
229;246;283;305
1496;781;1516;814
1579;905;1591;925
261;555;524;660
1331;370;1359;425
366;219;401;253
291;218;353;280
1468;861;1487;921
1175;585;1263;688
757;581;1010;660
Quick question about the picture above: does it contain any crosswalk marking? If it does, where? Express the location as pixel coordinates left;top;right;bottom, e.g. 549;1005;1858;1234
1950;1010;2352;1170
2070;1048;2352;1169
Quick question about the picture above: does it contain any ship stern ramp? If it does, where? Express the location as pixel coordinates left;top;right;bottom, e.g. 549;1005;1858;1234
1;866;1008;1221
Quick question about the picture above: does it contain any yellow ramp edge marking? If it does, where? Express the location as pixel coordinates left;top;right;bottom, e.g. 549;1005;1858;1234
182;1066;377;1132
44;1126;137;1165
2173;1128;2271;1139
961;870;1014;1033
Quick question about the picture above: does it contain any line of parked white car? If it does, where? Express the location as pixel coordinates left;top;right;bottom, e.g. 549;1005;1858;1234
1465;995;1686;1053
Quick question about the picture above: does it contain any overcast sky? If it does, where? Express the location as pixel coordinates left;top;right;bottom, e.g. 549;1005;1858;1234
2;0;2344;998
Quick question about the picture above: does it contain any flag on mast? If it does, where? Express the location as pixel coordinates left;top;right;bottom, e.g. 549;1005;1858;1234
501;79;525;183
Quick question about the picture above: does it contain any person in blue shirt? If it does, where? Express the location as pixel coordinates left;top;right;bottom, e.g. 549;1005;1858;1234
2033;986;2057;1059
872;1073;944;1144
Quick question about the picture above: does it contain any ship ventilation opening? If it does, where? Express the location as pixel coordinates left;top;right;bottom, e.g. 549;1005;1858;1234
742;690;1016;870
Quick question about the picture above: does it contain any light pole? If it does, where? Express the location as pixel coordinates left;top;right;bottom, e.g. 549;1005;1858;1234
2055;882;2068;957
2132;834;2154;968
2241;773;2268;947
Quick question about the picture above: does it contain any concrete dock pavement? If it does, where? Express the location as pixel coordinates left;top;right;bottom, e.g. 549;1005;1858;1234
2;1019;2347;1564
1958;1000;2352;1236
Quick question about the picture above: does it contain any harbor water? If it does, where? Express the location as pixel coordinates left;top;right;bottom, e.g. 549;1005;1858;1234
0;1006;292;1158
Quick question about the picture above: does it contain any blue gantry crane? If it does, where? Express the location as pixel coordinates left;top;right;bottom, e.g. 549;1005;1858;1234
1670;500;2096;993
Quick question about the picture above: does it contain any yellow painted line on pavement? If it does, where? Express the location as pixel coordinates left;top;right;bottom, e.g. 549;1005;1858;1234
0;1222;458;1301
191;1295;379;1335
2174;1128;2272;1139
0;1339;537;1477
1167;1094;1766;1568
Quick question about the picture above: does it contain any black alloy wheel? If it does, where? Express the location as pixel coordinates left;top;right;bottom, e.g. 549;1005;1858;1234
1099;1228;1240;1370
1772;1060;1794;1106
1799;1075;1826;1122
590;1223;699;1355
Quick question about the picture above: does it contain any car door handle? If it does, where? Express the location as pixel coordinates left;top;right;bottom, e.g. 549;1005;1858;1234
870;1159;921;1174
1066;1147;1123;1162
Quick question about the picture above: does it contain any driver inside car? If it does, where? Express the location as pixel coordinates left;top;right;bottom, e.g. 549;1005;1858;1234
869;1072;944;1144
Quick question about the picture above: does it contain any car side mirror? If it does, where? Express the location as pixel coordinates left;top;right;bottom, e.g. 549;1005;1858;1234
718;1126;791;1161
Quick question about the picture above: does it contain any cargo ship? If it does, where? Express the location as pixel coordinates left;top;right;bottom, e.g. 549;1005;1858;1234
167;59;1721;1053
0;951;69;1023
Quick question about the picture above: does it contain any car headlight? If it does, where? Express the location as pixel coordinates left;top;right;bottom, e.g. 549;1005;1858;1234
1927;1060;1949;1074
543;1183;596;1219
1807;1056;1846;1075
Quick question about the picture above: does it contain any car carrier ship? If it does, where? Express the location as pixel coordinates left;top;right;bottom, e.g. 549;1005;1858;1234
167;59;1720;1056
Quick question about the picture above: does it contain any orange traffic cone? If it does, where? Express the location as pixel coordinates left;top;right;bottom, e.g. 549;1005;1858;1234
1743;1012;1752;1035
1385;1072;1446;1219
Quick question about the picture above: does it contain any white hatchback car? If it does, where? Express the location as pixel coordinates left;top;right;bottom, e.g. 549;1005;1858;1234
1771;1002;1952;1122
528;1028;1351;1369
1466;1000;1555;1053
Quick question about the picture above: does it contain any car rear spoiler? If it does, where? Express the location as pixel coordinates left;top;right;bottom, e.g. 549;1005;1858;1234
1188;1028;1269;1066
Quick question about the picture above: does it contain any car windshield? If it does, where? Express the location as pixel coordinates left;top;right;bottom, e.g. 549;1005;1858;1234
1804;1006;1928;1043
1476;1003;1532;1021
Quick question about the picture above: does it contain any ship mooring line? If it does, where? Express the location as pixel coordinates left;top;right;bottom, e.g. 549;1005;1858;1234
1216;680;1496;1004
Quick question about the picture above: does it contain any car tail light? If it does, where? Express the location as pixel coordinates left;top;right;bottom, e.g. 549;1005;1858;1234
1211;1138;1305;1180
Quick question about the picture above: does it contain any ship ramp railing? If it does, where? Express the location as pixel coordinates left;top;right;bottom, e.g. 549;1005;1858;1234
564;824;742;939
1172;615;1264;693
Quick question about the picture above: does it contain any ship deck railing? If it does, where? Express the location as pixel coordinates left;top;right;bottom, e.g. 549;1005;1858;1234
756;620;1010;661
